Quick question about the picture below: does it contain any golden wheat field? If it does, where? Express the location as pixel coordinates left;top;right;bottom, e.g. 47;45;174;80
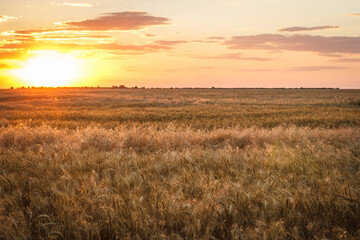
0;88;359;239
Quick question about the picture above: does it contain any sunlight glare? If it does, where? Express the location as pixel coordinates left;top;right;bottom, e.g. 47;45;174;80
15;53;79;87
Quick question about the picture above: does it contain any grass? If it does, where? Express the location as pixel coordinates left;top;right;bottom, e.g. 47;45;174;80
0;88;359;239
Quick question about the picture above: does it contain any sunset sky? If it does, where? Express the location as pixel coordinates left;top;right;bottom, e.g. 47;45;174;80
0;0;359;88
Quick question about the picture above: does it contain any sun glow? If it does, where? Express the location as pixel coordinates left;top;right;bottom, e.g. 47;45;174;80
15;53;79;87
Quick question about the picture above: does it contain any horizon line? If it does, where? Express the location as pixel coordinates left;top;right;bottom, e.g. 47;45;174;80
2;86;356;90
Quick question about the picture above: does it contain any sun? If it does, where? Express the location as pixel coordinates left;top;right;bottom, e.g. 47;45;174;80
15;53;79;87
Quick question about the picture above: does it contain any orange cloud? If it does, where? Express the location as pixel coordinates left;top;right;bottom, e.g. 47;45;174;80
206;36;226;41
235;69;277;72
192;40;219;43
278;26;339;32
224;34;360;54
288;66;346;71
94;43;172;51
189;37;226;44
37;35;112;40
193;53;271;61
0;39;175;60
332;58;360;63
154;40;187;46
63;12;170;31
0;50;27;59
318;53;344;58
0;63;18;69
13;29;71;35
6;12;169;36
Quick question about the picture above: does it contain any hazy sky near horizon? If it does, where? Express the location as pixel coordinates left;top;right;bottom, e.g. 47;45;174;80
0;0;359;88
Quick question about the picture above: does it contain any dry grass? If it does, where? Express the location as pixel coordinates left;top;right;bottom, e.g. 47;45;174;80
0;89;359;239
0;88;359;130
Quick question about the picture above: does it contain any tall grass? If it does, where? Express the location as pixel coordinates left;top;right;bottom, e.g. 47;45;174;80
1;125;359;239
0;89;359;239
0;88;359;129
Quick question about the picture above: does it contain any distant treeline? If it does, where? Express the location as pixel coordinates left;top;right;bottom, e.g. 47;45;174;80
9;86;341;90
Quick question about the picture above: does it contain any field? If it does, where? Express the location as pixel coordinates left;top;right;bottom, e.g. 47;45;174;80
0;88;359;239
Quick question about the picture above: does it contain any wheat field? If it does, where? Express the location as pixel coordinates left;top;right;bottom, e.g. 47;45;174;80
0;88;359;239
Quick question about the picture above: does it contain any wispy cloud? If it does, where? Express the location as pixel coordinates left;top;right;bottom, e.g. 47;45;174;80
206;36;226;40
154;40;187;46
193;53;271;61
0;16;17;23
332;58;360;63
235;66;346;72
93;43;173;52
37;35;113;40
349;13;360;16
51;2;92;7
224;34;360;54
8;29;75;36
278;25;339;32
287;66;346;71
0;39;177;59
235;68;277;72
318;53;344;58
192;40;219;44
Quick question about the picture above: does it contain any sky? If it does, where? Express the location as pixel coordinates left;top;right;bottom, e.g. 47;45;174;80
0;0;359;88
